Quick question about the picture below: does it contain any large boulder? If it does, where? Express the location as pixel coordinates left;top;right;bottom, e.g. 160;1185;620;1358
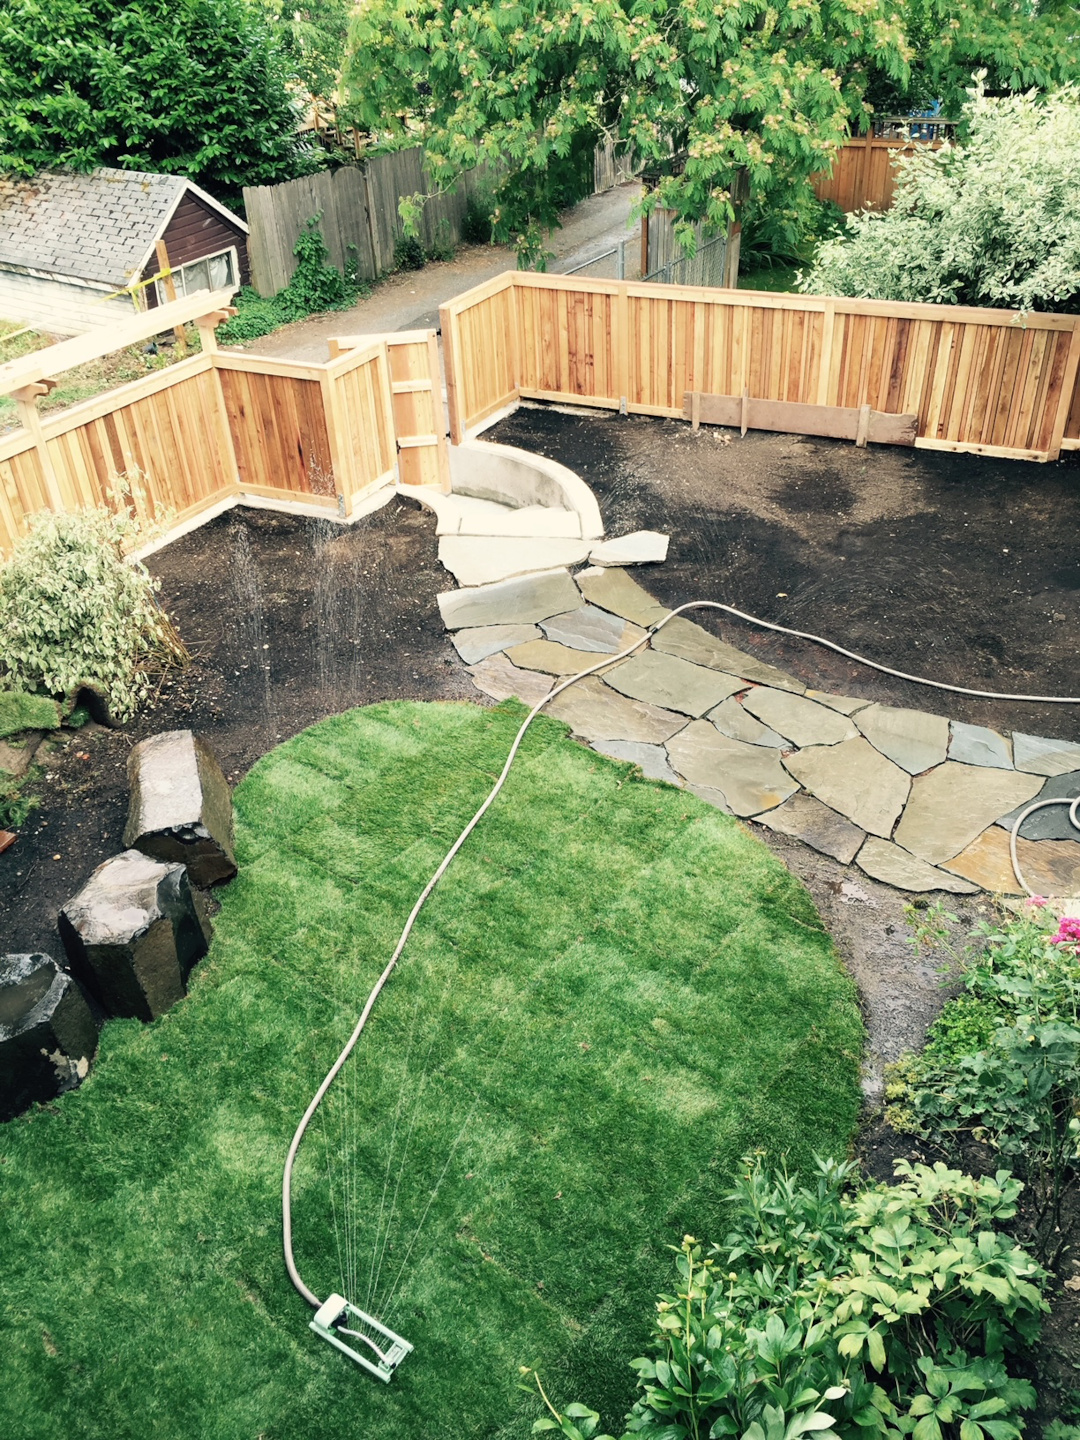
124;731;236;886
1;953;99;1121
58;851;212;1022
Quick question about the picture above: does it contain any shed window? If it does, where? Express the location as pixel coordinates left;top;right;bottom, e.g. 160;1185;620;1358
156;247;236;302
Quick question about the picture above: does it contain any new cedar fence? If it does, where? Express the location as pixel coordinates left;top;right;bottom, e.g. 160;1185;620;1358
439;272;1080;464
0;292;449;559
812;119;958;213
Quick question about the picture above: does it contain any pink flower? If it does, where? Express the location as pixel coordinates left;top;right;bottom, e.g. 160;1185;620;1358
1049;917;1080;947
1027;895;1048;909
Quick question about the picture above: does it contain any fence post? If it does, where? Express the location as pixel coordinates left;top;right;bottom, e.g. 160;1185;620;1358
615;282;630;413
617;240;626;281
12;382;63;511
816;301;836;407
1046;322;1080;462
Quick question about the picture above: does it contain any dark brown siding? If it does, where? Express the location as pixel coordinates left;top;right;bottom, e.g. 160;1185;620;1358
142;190;250;305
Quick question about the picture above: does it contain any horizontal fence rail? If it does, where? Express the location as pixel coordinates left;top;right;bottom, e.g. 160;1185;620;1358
439;272;1080;463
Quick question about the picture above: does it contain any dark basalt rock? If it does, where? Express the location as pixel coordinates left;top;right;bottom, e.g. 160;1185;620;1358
0;953;99;1121
58;851;212;1022
124;730;236;886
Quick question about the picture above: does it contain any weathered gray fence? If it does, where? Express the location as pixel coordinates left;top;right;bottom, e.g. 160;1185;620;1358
593;139;637;193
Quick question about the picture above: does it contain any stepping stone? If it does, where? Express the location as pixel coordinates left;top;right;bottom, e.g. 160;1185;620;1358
687;785;733;815
949;721;1013;770
742;688;858;747
666;721;798;816
466;653;554;707
804;690;871;716
651;617;805;694
783;737;910;838
505;639;613;676
575;566;671;627
437;497;581;538
1013;732;1080;777
854;704;949;774
996;771;1080;841
451;624;542;664
756;794;865;864
541;605;632;654
856;837;979;894
892;763;1042;865
439;568;583;629
605;651;745;717
545;676;688;745
438;536;591;586
124;731;236;887
589;531;670;567
708;696;784;748
58;851;212;1021
1;953;99;1122
944;826;1080;896
589;739;681;785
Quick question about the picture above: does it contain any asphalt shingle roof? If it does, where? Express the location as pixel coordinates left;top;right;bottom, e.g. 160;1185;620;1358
0;168;186;287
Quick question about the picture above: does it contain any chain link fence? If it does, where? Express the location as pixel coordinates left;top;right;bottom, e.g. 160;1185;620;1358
643;230;729;287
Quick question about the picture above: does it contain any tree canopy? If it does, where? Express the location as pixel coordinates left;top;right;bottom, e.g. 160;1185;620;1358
0;0;313;203
801;82;1080;312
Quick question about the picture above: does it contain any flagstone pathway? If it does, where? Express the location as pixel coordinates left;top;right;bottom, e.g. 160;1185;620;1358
438;564;1080;897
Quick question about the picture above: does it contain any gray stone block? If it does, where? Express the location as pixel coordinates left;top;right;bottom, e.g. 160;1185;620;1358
1;953;99;1121
59;851;211;1022
124;730;236;886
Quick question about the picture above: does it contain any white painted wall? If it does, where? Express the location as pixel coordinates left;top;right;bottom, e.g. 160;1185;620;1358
0;268;137;336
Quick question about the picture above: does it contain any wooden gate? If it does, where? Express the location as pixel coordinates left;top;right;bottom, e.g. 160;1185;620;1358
329;328;450;490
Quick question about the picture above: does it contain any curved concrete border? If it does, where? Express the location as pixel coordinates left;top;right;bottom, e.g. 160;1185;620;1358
448;440;604;540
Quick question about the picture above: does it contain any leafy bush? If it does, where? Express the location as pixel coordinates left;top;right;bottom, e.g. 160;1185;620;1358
393;233;426;271
462;191;495;245
547;1155;1045;1440
801;82;1080;312
0;772;38;831
0;506;188;723
218;215;364;343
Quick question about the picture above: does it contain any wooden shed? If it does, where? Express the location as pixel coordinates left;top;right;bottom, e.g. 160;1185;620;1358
0;167;248;335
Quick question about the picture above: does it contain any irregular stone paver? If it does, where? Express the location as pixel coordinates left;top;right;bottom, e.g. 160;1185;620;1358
451;624;543;664
439;568;582;629
466;653;554;706
708;696;785;748
944;826;1080;896
667;722;799;816
742;688;858;747
541;604;631;653
949;721;1013;770
589;738;681;785
784;737;910;838
804;690;871;716
575;566;671;627
589;531;670;567
1013;732;1080;777
892;763;1042;865
996;771;1080;841
439;535;591;586
651;616;805;694
756;793;865;864
856;837;979;894
686;785;733;814
854;704;949;774
605;651;745;717
545;676;688;745
505;638;614;676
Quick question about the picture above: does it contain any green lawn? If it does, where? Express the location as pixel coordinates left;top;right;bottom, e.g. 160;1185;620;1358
0;700;864;1440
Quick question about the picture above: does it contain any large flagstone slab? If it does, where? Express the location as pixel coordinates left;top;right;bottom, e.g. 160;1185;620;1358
589;738;681;785
1013;732;1080;777
505;638;616;676
575;566;671;627
466;653;554;706
651;616;805;693
540;605;635;653
949;721;1013;770
439;535;591;586
856;837;979;894
687;785;733;814
783;737;910;838
605;651;745;717
451;624;542;664
708;697;785;748
892;763;1042;865
944;825;1080;897
667;721;798;816
996;771;1080;841
544;676;688;745
804;690;872;716
589;530;670;567
756;793;865;864
742;688;858;747
854;704;949;774
439;568;582;629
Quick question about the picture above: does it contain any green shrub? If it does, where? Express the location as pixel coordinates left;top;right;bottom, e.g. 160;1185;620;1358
0;506;188;723
218;214;365;344
0;689;60;739
462;191;495;244
0;772;38;830
393;232;425;270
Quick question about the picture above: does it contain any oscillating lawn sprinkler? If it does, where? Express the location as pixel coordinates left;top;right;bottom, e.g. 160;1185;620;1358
309;1295;413;1382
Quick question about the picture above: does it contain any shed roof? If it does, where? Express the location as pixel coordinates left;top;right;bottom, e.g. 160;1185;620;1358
0;167;248;289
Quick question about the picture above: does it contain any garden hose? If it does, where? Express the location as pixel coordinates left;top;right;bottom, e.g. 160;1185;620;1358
283;597;1080;1316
